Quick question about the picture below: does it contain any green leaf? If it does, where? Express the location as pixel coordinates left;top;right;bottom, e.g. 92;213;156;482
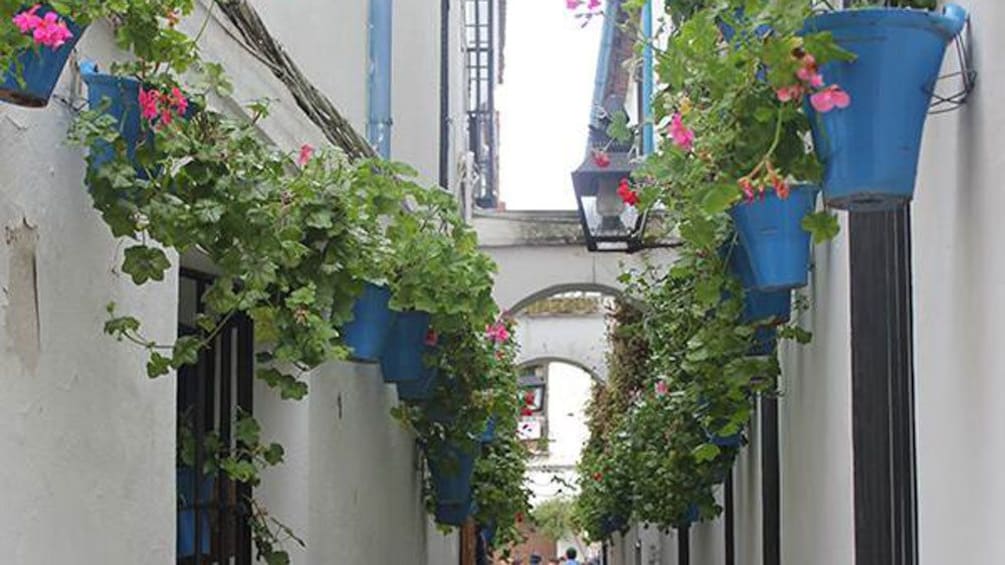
122;246;171;285
700;183;739;215
171;336;201;368
801;211;840;244
692;443;720;463
147;352;171;378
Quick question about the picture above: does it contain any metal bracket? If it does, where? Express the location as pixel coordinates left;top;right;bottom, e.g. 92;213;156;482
928;14;977;115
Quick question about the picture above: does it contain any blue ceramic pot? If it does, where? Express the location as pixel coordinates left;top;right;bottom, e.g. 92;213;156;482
707;431;743;448
342;283;396;362
601;514;628;536
80;64;145;173
428;442;477;505
176;467;213;558
803;5;966;210
379;310;432;383
728;239;792;325
730;186;818;292
435;497;476;527
479;417;496;444
680;503;700;526
395;366;440;402
0;6;85;107
748;325;779;356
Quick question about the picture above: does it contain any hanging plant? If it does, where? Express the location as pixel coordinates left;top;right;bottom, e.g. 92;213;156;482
804;2;967;209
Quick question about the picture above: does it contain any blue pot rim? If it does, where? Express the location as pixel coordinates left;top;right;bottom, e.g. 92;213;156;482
730;184;819;208
803;5;966;40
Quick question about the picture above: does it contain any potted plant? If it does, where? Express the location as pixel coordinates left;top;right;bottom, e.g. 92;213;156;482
729;185;818;291
0;3;84;107
803;2;967;209
341;283;397;362
1;0;199;107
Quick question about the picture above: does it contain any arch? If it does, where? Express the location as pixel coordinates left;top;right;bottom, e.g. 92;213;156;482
518;356;604;383
509;282;624;315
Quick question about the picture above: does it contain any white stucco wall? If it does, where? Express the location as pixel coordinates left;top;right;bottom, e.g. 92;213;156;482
255;361;457;564
0;27;178;565
515;312;608;381
250;0;468;189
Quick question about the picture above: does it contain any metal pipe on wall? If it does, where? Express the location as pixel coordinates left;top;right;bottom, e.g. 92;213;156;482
367;0;393;158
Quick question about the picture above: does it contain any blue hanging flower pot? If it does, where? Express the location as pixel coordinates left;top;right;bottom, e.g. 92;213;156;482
730;186;818;292
428;441;477;505
435;497;476;527
679;503;700;526
342;283;397;362
80;63;146;174
707;430;743;448
804;5;967;210
395;365;440;402
728;238;791;355
479;417;496;444
0;6;85;107
728;239;792;325
379;310;432;383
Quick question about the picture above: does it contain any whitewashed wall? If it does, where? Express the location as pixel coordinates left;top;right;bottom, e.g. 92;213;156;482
0;28;178;565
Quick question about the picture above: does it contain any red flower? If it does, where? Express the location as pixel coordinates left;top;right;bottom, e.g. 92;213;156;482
520;407;533;417
592;149;611;168
424;329;438;347
593;471;603;481
617;178;639;207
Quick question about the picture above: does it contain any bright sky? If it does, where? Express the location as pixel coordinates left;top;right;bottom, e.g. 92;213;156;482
497;1;603;210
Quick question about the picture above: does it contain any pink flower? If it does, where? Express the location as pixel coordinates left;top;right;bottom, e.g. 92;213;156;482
12;5;41;34
810;85;851;113
485;322;511;344
298;144;315;167
797;69;824;88
566;0;582;9
587;0;602;9
775;84;803;103
138;87;161;121
169;87;188;116
669;113;694;152
739;178;755;202
654;380;668;397
31;11;73;49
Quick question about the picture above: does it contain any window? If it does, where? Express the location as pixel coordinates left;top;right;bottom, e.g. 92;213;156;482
177;269;254;565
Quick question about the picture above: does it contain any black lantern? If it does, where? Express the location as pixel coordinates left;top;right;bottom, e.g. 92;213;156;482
571;151;649;253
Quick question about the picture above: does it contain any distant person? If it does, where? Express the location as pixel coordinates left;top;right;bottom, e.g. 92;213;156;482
564;547;580;565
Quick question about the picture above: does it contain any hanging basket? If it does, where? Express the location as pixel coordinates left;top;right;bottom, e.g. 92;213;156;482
730;186;818;292
728;239;792;325
804;5;967;210
342;283;397;362
379;310;432;383
435;498;476;527
395;366;440;402
80;65;145;172
0;6;84;107
427;442;477;505
479;417;496;444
